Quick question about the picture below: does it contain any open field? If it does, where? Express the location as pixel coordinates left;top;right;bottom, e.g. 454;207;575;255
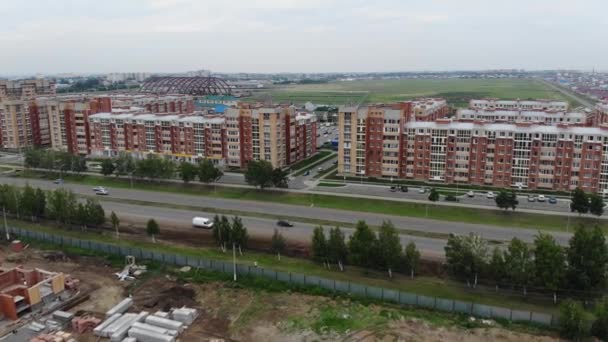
245;78;579;107
0;242;560;341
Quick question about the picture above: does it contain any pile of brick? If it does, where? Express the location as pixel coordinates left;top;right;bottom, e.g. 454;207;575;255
30;330;75;342
64;275;79;290
71;315;101;334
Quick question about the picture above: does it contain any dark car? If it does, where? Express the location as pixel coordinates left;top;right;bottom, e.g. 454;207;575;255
389;186;397;192
400;185;408;192
303;170;310;176
548;196;557;204
277;220;293;227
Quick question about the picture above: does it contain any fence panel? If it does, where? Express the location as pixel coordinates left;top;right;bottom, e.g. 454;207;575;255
277;271;290;283
490;306;511;321
199;259;212;269
531;312;553;326
262;269;277;281
367;286;383;300
417;295;435;309
291;273;305;285
511;310;531;323
186;257;199;268
141;249;153;260
472;304;492;318
119;246;129;256
350;283;366;297
152;251;164;262
453;301;472;314
399;292;417;306
335;280;349;293
319;278;335;291
305;276;321;287
435;298;454;313
175;255;187;266
382;289;399;303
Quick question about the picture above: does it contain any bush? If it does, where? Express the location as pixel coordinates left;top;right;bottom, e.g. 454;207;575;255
559;299;589;340
591;297;608;340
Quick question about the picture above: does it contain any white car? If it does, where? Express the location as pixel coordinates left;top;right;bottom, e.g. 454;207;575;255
192;217;213;229
486;191;495;199
537;195;546;202
95;189;109;196
466;191;475;198
418;188;427;194
93;186;106;192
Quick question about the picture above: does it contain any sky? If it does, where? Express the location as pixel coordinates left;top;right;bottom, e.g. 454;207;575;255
1;0;607;74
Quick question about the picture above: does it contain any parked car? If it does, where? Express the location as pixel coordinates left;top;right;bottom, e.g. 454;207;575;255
95;189;109;196
53;178;63;184
389;186;397;192
277;220;293;227
466;191;475;198
400;185;408;192
527;195;536;202
486;191;495;199
303;170;310;176
548;196;557;204
537;195;546;202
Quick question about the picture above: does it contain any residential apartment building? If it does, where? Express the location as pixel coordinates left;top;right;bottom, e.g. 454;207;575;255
592;102;608;126
469;99;569;112
0;79;56;99
456;109;589;126
225;104;317;169
0;99;34;149
89;112;226;164
412;98;450;121
109;94;194;114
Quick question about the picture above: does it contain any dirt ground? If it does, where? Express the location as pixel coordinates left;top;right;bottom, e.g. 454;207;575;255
0;244;562;342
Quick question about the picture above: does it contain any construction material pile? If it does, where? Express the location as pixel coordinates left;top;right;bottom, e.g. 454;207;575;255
30;330;75;342
94;297;198;342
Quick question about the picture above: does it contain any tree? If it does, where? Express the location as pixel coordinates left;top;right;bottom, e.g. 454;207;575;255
146;219;160;243
503;237;534;296
33;188;46;220
348;220;377;268
19;184;37;221
444;233;488;288
231;216;248;255
100;159;115;176
495;190;509;210
404;242;421;279
219;215;231;252
377;221;402;278
507;190;519;210
591;296;608;341
198;159;223;184
24;148;43;168
115;153;136;176
567;225;608;291
271;168;289;188
427;188;439;202
588;193;605;217
211;215;223;248
179;161;198;183
86;199;105;227
311;226;328;267
110;211;120;238
559;299;589;341
533;233;565;303
327;226;348;271
271;229;286;260
46;188;77;225
570;188;589;215
75;203;89;230
244;160;274;189
488;247;506;288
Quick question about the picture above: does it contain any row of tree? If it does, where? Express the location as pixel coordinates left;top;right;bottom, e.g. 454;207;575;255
445;226;608;301
244;160;289;189
25;149;87;174
311;221;421;278
211;215;249;254
0;184;106;229
560;297;608;341
570;187;605;216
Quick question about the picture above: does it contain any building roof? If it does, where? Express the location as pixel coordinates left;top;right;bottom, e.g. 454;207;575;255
89;112;224;124
405;120;608;136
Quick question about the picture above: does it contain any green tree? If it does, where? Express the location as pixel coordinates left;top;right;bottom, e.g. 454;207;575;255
179;161;198;183
271;229;286;260
377;221;402;278
75;203;89;230
86;199;105;227
0;185;19;217
198;159;223;184
427;188;439;202
158;157;175;179
146;218;160;243
114;153;136;176
588;193;605;217
33;188;46;220
24;148;43;168
567;225;608;290
591;296;608;341
488;247;506;287
110;211;120;238
503;237;534;296
311;226;328;267
444;233;488;288
495;189;517;210
231;216;248;255
19;184;37;221
570;187;589;215
327;226;348;271
348;220;377;268
211;214;223;248
271;168;289;188
100;159;115;176
46;188;77;225
404;241;421;279
533;233;566;303
244;160;274;189
559;299;589;341
508;190;519;210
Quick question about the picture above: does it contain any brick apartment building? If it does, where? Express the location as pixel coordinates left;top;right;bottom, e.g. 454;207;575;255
592;101;608;126
338;99;608;193
0;79;56;99
469;99;569;112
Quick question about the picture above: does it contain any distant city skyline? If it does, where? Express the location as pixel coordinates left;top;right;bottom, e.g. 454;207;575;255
1;0;607;74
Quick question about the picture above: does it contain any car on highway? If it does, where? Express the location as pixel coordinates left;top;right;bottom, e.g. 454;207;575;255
400;185;408;192
486;191;495;199
389;186;397;192
192;217;213;229
303;170;310;176
95;189;109;196
317;167;324;171
537;195;546;202
277;220;293;227
548;196;557;204
53;178;63;184
418;187;427;194
527;195;536;202
93;186;106;192
466;190;475;198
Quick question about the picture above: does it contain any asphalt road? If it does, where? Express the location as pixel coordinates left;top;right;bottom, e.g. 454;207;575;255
0;176;574;256
540;79;595;109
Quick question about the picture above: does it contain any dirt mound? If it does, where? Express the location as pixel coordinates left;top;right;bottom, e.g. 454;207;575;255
131;277;199;312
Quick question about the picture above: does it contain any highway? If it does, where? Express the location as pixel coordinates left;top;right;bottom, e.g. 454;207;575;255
0;176;575;257
539;78;596;109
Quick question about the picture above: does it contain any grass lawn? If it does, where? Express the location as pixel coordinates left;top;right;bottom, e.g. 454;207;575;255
11;218;559;314
18;171;607;233
245;79;577;108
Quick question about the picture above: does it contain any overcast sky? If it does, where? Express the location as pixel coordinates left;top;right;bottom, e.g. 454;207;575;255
1;0;607;74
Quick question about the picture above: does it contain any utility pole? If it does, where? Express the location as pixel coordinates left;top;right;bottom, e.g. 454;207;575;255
3;207;9;240
232;243;237;281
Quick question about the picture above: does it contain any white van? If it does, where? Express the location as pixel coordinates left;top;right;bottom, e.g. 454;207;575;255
192;217;213;229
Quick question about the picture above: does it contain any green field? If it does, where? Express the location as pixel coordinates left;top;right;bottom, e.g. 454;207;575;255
246;79;578;107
